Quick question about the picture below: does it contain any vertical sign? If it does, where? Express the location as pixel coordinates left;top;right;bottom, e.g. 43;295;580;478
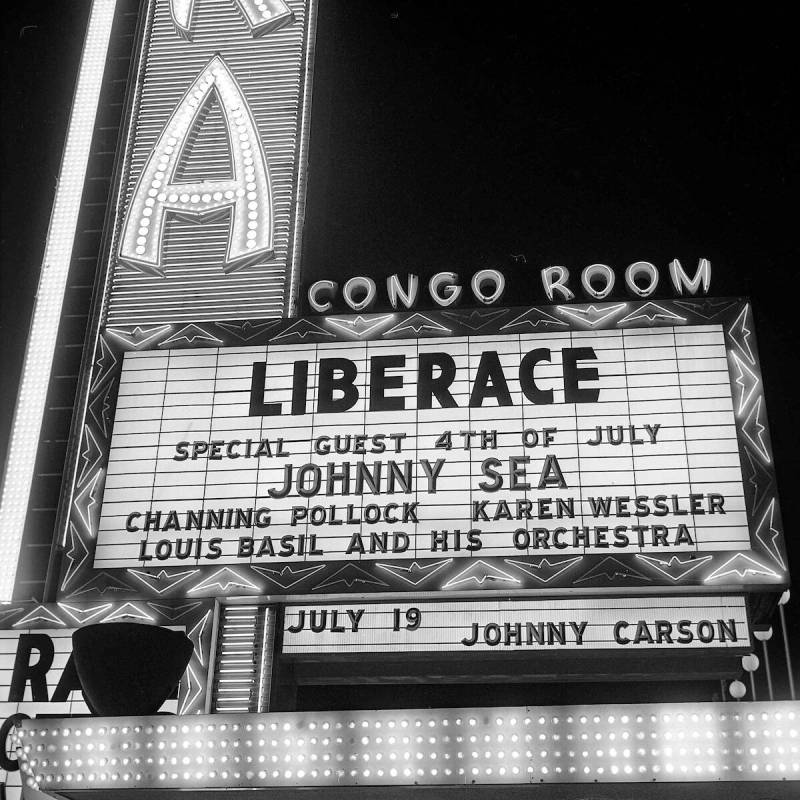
104;0;316;323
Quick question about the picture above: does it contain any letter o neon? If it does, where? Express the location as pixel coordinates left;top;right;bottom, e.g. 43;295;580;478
625;261;659;297
581;263;615;299
471;269;505;305
343;276;376;312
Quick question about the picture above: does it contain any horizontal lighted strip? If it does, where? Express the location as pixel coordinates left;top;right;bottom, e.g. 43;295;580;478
14;701;800;792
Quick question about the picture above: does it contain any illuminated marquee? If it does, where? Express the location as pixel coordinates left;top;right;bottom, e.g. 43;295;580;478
282;596;750;655
59;298;787;599
105;0;316;322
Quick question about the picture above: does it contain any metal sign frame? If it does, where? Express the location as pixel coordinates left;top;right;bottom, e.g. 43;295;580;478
56;297;787;601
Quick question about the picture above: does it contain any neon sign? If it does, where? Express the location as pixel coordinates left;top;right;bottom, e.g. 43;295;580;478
308;258;711;312
58;297;787;599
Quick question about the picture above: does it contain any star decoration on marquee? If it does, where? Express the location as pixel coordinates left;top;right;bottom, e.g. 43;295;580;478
57;602;113;625
13;605;67;628
102;602;156;624
69;571;135;598
89;336;120;394
77;424;104;487
741;445;774;510
556;303;627;328
62;522;92;592
217;320;279;341
73;469;103;535
313;564;389;591
147;601;204;621
442;560;520;589
179;662;205;716
189;567;259;594
729;351;760;415
674;298;737;319
271;318;334;342
383;313;452;337
127;568;199;595
500;307;568;331
573;557;651;584
441;308;509;331
503;556;583;584
106;324;173;349
0;606;25;626
618;302;687;326
754;498;785;569
188;610;213;667
161;324;223;347
705;553;779;582
742;396;770;462
635;554;712;582
727;304;756;365
326;314;395;339
252;563;326;589
376;559;453;586
88;378;116;438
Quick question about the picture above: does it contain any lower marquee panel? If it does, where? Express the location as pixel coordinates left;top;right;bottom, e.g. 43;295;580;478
15;701;800;793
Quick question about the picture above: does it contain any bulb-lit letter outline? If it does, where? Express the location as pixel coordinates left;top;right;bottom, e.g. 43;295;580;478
119;56;273;277
170;0;293;39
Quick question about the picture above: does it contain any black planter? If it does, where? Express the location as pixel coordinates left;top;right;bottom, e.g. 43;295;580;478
72;622;193;716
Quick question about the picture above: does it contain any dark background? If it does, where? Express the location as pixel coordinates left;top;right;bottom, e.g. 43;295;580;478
1;1;798;702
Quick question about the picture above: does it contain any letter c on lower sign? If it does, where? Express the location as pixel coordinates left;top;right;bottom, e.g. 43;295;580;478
0;713;30;771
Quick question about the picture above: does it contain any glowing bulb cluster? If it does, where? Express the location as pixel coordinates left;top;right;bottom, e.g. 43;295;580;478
13;701;800;791
118;55;273;276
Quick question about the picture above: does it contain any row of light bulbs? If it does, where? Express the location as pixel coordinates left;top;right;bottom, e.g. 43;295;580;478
15;702;800;790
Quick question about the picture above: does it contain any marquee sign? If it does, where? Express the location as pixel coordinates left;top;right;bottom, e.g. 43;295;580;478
281;595;750;655
58;298;787;600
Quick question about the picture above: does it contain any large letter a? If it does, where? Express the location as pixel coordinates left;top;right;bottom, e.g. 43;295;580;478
119;56;273;276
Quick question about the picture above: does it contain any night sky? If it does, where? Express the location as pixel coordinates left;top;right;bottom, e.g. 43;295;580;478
1;1;798;698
